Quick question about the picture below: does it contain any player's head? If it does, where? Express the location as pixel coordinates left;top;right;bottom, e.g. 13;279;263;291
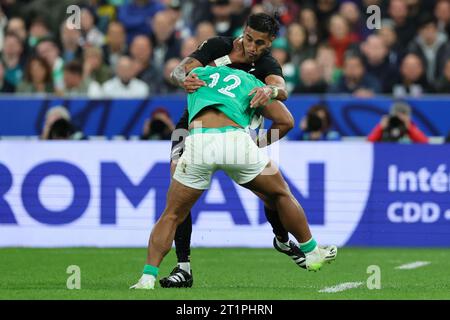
243;13;279;62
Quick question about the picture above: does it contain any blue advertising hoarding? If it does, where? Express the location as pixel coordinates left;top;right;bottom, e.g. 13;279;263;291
1;141;449;247
0;95;449;139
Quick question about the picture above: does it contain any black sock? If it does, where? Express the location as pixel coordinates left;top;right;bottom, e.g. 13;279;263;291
264;206;289;243
175;212;192;263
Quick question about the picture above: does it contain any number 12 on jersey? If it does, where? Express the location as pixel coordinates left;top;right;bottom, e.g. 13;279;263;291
208;73;241;98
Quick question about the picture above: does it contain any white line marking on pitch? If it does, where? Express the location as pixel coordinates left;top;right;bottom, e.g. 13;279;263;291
319;282;363;293
395;261;431;270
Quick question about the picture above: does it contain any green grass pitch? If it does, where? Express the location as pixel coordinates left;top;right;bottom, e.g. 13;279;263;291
1;247;449;300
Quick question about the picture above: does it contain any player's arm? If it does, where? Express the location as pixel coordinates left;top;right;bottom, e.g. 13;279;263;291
171;37;232;93
264;75;288;101
170;57;205;93
257;100;294;147
249;75;288;108
249;56;288;108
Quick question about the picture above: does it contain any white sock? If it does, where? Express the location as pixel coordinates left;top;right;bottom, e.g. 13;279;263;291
141;274;156;282
275;238;291;251
178;262;191;274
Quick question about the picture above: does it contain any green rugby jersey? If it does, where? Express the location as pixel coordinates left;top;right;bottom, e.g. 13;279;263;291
187;66;266;128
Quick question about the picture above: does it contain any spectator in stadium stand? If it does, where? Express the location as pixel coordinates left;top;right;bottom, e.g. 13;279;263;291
150;10;182;70
435;57;450;93
360;34;399;93
102;55;149;98
180;37;199;59
188;0;214;28
2;32;24;91
166;0;192;39
392;53;433;97
385;0;417;48
292;59;328;94
85;0;116;33
194;21;217;45
140;107;175;140
377;22;405;67
35;38;65;92
286;23;316;67
117;0;165;44
16;55;54;94
62;60;102;97
102;21;128;70
27;16;52;49
327;14;359;68
367;101;428;143
0;62;15;93
82;46;112;85
206;0;242;37
80;7;105;48
313;0;340;36
0;10;6;51
339;1;367;41
434;0;450;35
298;7;322;47
129;35;160;94
407;14;450;85
6;17;27;43
259;0;300;26
270;38;298;93
228;0;251;27
328;53;381;96
298;103;341;141
60;19;83;64
316;43;342;86
156;57;184;94
248;3;265;15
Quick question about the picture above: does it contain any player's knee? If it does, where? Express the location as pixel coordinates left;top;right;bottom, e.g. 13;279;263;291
161;210;186;226
270;187;292;203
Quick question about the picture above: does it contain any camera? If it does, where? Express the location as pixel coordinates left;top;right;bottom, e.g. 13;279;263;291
306;113;323;132
382;115;407;142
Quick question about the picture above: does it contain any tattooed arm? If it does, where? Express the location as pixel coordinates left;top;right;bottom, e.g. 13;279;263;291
170;57;205;93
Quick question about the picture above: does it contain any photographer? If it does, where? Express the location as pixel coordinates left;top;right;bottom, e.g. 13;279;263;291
298;104;340;141
47;118;76;140
367;102;428;143
141;107;175;140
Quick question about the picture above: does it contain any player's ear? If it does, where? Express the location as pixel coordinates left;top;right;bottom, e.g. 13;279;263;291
267;37;275;49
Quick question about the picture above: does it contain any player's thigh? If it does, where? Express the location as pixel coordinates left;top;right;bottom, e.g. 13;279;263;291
240;161;290;198
165;179;204;216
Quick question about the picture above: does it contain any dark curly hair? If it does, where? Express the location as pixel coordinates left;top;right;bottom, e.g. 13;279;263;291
246;13;280;38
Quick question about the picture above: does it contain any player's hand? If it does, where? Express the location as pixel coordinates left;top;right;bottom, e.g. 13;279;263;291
249;86;273;108
229;36;248;64
183;73;206;93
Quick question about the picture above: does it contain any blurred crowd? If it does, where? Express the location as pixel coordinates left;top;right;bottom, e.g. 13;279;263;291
0;0;449;98
1;0;449;143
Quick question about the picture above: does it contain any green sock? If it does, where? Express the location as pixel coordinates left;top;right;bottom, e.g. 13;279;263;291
143;264;159;277
299;238;317;253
